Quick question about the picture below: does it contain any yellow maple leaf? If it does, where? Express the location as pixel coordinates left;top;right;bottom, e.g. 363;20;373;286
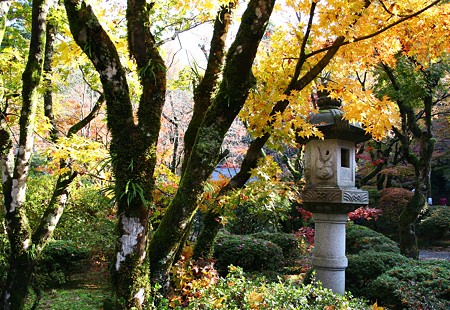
372;301;385;310
248;290;264;305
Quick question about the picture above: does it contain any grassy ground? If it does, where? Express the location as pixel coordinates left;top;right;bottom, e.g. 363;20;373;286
27;254;112;310
32;288;110;310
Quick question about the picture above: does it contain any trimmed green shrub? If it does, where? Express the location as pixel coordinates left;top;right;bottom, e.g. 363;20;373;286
187;266;370;309
346;251;409;297
250;232;306;264
213;234;284;274
34;240;90;289
368;260;450;309
417;205;450;243
346;223;399;254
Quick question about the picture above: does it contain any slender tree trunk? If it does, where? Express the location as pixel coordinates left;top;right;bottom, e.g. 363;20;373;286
0;1;49;308
174;4;233;263
148;0;276;293
181;4;233;173
398;106;435;258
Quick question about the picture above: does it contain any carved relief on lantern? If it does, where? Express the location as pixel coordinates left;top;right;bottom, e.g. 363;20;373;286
316;147;334;180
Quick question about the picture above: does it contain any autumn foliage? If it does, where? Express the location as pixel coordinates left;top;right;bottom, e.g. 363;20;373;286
379;188;414;226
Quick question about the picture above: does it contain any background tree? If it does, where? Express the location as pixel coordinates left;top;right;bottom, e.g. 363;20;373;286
373;55;450;258
0;2;107;308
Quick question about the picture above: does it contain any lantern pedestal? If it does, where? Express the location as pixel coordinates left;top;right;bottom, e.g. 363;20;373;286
311;213;348;295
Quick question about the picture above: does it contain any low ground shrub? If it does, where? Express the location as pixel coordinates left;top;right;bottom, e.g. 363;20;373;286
0;235;9;289
368;259;450;309
250;232;306;264
54;182;115;255
346;251;409;297
186;266;370;309
213;234;283;274
346;223;399;254
34;240;90;289
417;205;450;244
0;239;89;290
170;257;219;307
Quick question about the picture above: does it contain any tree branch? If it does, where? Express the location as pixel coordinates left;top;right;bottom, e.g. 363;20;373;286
67;94;104;137
305;0;442;59
182;4;234;173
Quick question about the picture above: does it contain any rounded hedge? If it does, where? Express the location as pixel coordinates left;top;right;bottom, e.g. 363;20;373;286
346;250;409;297
367;259;450;309
213;233;284;274
346;223;399;255
250;232;305;264
417;205;450;243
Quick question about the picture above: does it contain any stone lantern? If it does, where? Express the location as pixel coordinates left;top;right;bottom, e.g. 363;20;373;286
299;89;370;294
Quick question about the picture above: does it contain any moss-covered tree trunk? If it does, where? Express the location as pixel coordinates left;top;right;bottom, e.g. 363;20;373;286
398;95;435;259
171;4;233;262
0;1;12;165
181;5;232;173
64;1;165;308
148;0;275;293
0;1;49;308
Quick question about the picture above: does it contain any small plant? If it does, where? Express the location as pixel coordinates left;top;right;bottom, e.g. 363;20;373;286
187;266;370;309
295;226;315;249
348;207;383;224
170;257;219;308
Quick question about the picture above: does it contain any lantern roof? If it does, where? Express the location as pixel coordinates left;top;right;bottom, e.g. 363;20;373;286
297;89;371;144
